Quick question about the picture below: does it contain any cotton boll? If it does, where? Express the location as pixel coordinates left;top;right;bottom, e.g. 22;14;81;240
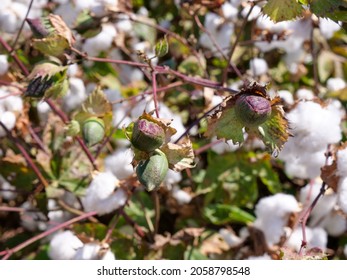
221;2;238;20
37;101;51;123
296;88;314;100
82;172;127;215
219;228;243;248
253;194;300;246
82;24;117;56
344;244;347;258
337;148;347;177
278;90;294;105
327;77;346;91
73;243;115;260
337;178;347;214
0;54;8;75
249;58;268;76
48;230;83;260
211;137;240;154
241;4;261;21
104;148;134;180
0;175;17;200
67;63;78;77
165;169;182;187
3;95;23;112
54;2;79;26
0;111;16;137
171;186;192;205
322;212;346;236
319;18;341;39
20;201;47;231
286;227;311;252
310;227;328;250
62;78;87;112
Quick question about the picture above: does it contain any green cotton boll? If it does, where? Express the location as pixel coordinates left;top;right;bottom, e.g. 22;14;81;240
136;149;169;192
82;117;105;147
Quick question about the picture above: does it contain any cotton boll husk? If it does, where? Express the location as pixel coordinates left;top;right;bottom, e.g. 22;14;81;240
327;77;346;91
253;194;300;246
171;186;192;205
48;230;83;260
62;78;87;112
299;180;337;226
337;178;347;214
73;243;116;260
0;111;16;137
219;228;243;248
319;18;341;39
0;54;9;75
104;148;134;180
336;148;347;177
249;58;268;76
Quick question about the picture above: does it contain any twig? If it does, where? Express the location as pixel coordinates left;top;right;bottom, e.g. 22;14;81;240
152;71;160;118
310;22;319;95
152;191;160;235
0;121;49;190
119;208;145;238
0;211;97;259
194;139;224;155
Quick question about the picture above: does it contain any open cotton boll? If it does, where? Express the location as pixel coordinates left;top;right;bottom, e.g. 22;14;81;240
82;24;117;56
319;18;341;39
253;194;300;246
62;78;87;112
286;227;312;252
48;230;83;260
37;101;51;123
82;172;127;215
286;227;327;252
0;111;16;137
336;148;347;178
344;245;347;258
0;54;8;75
199;12;234;57
104;148;134;180
73;243;115;260
164;169;182;187
3;95;23;112
249;58;268;76
241;4;261;21
0;175;17;200
211;136;240;154
337;178;347;214
171;186;192;205
278;90;294;105
296;88;314;100
327;77;346;91
310;227;328;250
219;228;243;248
321;211;346;237
20;201;47;231
221;2;238;20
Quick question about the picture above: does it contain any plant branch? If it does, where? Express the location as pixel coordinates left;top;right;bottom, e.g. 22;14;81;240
0;211;97;259
0;121;49;190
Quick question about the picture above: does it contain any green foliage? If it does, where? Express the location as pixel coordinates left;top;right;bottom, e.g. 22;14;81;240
310;0;347;22
263;0;304;22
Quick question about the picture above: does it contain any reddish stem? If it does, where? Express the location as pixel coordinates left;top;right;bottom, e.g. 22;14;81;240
0;211;97;259
152;71;160;118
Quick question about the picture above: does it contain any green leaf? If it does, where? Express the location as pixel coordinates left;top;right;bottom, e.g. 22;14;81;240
178;55;205;77
155;35;169;58
263;0;304;22
317;50;335;82
310;0;347;22
204;204;255;225
205;97;245;145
